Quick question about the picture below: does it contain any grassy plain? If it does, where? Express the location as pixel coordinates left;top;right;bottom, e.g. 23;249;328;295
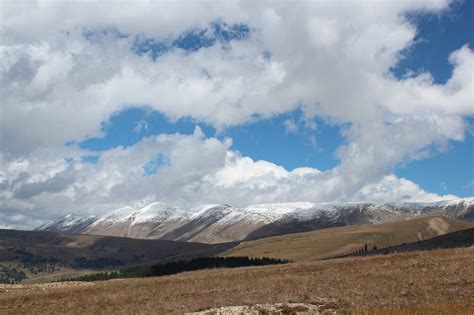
0;246;473;314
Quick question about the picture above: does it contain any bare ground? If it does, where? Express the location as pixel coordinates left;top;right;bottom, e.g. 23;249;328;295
0;246;473;314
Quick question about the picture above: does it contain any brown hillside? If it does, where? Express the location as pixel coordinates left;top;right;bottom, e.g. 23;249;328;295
222;215;474;261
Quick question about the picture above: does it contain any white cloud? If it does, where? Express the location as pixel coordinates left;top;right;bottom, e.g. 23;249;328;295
0;130;457;228
2;0;471;155
0;0;472;228
133;120;149;133
283;119;298;134
352;175;457;203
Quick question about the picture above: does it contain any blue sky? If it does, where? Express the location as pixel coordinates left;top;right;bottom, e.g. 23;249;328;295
79;107;344;171
393;0;474;84
392;0;474;197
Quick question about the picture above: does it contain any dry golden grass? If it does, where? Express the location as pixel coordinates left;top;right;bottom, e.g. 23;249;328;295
358;297;474;315
0;246;473;314
222;216;474;261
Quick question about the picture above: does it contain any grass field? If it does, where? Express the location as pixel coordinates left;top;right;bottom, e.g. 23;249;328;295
0;246;472;314
222;215;474;261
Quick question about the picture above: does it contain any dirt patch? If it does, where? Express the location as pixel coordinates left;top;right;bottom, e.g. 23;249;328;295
427;217;450;235
187;302;339;315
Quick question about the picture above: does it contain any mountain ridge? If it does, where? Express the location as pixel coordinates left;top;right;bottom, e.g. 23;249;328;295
36;198;474;243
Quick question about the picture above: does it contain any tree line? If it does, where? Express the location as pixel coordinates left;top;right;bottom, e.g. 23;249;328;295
63;256;290;282
0;265;27;284
72;257;125;269
352;243;377;255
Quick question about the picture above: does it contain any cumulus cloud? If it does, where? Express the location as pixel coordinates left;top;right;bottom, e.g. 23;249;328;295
0;0;472;228
3;1;471;155
0;130;457;228
352;175;458;203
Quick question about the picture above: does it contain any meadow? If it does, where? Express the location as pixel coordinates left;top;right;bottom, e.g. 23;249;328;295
1;246;472;314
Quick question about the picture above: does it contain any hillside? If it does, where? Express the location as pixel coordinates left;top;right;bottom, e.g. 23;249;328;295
221;216;474;261
339;227;474;258
36;198;474;243
1;247;473;314
0;229;235;283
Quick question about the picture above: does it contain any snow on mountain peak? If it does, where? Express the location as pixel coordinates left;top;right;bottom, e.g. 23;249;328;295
187;204;232;220
92;206;137;225
35;213;95;231
132;202;182;224
243;202;316;215
441;197;474;207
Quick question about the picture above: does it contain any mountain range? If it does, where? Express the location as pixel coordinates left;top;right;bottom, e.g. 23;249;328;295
36;198;474;243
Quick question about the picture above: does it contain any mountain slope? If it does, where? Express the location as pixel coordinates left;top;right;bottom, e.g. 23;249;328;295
337;227;474;259
221;216;474;261
36;198;474;243
0;229;235;283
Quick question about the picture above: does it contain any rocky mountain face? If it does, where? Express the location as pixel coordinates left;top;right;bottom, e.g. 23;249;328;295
36;198;474;244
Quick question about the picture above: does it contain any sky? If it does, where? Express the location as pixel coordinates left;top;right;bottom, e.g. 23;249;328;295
0;0;473;229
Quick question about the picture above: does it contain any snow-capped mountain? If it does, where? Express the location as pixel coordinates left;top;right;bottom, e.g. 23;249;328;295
36;214;97;234
36;198;474;243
